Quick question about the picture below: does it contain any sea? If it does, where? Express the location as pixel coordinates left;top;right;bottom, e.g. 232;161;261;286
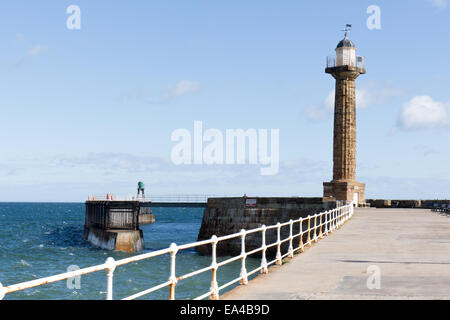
0;203;260;300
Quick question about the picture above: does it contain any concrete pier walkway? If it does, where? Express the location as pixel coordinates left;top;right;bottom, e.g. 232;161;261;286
222;208;450;300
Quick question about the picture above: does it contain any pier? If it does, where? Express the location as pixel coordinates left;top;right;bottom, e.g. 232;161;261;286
2;206;449;300
222;208;450;300
83;193;212;252
149;194;210;208
84;199;146;252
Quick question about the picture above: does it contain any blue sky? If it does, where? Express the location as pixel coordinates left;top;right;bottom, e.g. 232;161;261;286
0;0;449;202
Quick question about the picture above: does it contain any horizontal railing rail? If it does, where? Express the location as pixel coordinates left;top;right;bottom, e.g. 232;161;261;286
0;204;355;300
326;55;365;69
87;194;218;203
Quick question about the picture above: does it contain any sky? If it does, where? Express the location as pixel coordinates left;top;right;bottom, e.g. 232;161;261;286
0;0;449;202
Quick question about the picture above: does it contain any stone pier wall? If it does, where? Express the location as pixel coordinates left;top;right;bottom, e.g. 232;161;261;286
139;204;156;225
84;200;147;252
196;197;337;257
83;227;144;252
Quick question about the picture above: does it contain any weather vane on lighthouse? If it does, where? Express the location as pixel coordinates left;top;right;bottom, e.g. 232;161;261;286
342;24;352;38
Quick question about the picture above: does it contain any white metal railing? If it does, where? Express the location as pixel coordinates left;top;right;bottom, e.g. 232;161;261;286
0;204;355;300
87;194;218;203
326;56;365;69
150;194;216;203
326;56;336;68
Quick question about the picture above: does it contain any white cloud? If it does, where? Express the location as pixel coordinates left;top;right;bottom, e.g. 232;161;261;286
16;33;25;42
119;88;152;103
14;44;47;68
166;80;200;99
25;44;45;58
323;90;335;110
305;84;402;120
398;96;450;130
414;145;438;156
305;90;334;119
426;0;448;9
356;89;372;108
0;152;331;200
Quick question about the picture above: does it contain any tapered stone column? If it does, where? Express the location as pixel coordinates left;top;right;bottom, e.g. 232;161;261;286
323;64;366;205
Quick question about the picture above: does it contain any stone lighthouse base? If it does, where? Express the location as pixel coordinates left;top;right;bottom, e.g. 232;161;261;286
323;180;365;206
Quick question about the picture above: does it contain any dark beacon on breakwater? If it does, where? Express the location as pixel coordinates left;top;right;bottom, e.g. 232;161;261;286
83;182;155;252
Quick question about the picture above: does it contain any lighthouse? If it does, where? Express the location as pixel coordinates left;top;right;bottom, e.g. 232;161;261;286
323;25;366;206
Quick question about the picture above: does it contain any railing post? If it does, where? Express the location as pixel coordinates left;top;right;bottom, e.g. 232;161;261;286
0;283;5;300
337;208;340;228
334;208;338;229
240;230;248;285
210;236;219;300
332;209;336;231
325;211;329;236
288;220;294;258
105;257;116;300
328;210;332;232
337;208;340;229
169;243;178;300
306;216;312;247
319;213;324;239
338;207;342;227
261;225;268;274
276;223;282;266
313;215;318;243
298;218;304;253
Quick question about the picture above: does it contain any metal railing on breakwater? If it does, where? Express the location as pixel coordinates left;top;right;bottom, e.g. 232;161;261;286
87;194;217;203
0;204;354;300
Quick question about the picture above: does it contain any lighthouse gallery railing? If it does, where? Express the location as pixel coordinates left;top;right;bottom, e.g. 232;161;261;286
0;204;354;300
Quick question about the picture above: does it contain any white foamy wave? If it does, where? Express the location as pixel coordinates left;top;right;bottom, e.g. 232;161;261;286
19;259;31;267
24;289;40;296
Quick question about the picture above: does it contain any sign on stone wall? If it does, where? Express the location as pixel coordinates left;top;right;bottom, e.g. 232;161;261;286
245;199;257;207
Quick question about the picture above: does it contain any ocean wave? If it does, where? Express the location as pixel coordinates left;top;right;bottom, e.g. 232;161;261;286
18;259;32;267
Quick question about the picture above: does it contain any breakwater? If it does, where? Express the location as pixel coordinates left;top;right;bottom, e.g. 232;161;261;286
196;197;337;256
84;200;145;252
